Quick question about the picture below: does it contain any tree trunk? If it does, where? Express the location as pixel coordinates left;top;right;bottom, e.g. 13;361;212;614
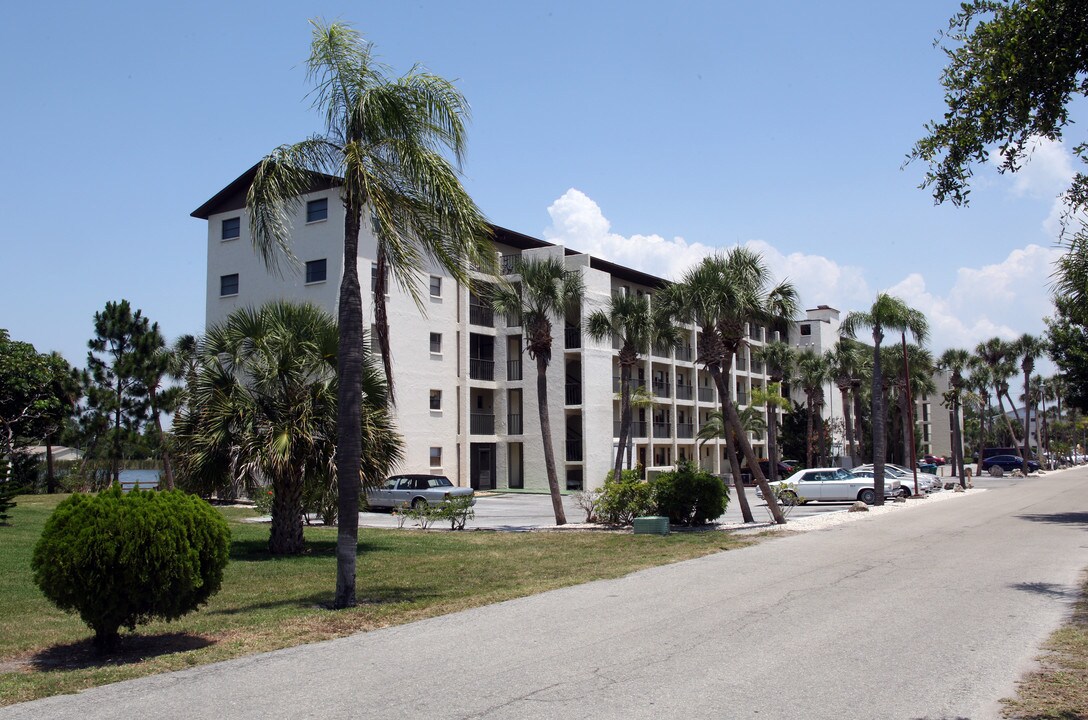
725;427;754;523
953;398;966;488
374;246;395;406
46;437;56;493
816;395;827;466
767;402;780;483
870;331;886;505
805;397;814;467
840;387;855;466
900;389;912;465
537;353;567;525
853;385;865;465
334;204;364;609
994;391;1025;461
269;473;305;555
614;362;631;479
1022;369;1032;473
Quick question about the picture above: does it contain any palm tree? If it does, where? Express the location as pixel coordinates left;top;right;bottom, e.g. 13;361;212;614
975;338;1026;463
966;364;994;471
1014;333;1047;473
827;339;864;466
667;249;798;525
841;294;928;505
753;341;795;483
587;292;680;479
795;350;831;467
244;20;490;607
174;302;402;555
489;256;584;525
937;348;971;487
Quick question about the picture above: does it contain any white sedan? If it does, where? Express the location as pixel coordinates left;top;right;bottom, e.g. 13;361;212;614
757;467;900;505
854;464;936;496
366;474;476;510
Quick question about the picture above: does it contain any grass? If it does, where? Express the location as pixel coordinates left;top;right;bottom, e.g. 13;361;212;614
0;494;750;706
1002;571;1088;719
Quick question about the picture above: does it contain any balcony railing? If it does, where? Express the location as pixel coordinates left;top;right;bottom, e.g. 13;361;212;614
470;413;495;434
507;359;522;381
737;391;748;405
735;356;748;371
613;376;647;393
676;346;693;362
676;423;694;439
505;311;521;327
675;384;693;400
751;360;765;374
652;422;672;438
651;380;671;398
698;387;716;402
565;383;582;406
565;439;583;462
507;413;523;435
614;421;649;438
469;358;494;381
651;343;670;358
564;327;581;349
469;303;494;327
499;254;519;274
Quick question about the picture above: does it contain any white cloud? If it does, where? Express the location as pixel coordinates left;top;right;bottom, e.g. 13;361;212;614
543;188;1061;355
991;137;1075;200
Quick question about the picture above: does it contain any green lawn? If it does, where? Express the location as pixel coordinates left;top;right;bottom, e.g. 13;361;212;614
0;494;750;706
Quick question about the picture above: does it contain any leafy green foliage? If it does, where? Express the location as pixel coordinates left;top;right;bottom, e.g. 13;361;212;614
1048;296;1088;413
653;461;729;526
0;330;74;464
597;467;655;525
31;486;230;649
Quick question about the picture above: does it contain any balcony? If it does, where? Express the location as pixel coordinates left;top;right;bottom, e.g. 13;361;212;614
470;413;495;434
677;423;694;439
507;359;522;381
469;303;494;327
499;254;519;274
676;346;693;362
565;383;582;406
651;380;671;399
613;376;647;393
675;384;693;401
698;387;716;402
505;311;521;327
751;360;765;374
469;358;494;381
507;413;523;435
735;356;748;372
614;421;648;438
652;422;672;438
565;439;583;462
651;343;670;358
564;327;581;349
737;390;748;405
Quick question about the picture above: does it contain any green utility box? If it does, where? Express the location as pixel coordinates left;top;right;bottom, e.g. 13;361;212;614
633;516;670;536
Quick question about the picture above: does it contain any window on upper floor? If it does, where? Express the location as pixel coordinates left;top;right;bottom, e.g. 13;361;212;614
430;446;442;468
220;273;239;297
306;198;328;223
430;275;442;297
430;389;442;410
305;259;327;284
800;324;812;336
430;332;442;354
221;217;240;240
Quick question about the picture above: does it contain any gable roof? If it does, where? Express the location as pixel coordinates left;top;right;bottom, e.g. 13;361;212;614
190;163;342;220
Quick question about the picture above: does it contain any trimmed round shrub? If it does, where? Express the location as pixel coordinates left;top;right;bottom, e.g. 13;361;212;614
653;461;728;526
32;485;231;649
597;467;655;525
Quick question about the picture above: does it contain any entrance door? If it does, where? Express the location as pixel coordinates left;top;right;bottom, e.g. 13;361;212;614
470;443;496;490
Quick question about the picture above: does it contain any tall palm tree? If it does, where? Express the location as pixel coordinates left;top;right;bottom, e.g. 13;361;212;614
587;292;680;479
795;350;831;467
841;294;928;505
965;364;994;470
975;338;1026;461
827;339;863;465
244;20;490;607
174;301;402;555
666;249;798;525
753;341;795;483
937;348;971;486
1014;333;1047;473
489;256;584;525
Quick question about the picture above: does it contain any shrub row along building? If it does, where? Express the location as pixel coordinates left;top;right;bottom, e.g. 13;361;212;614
194;167;952;492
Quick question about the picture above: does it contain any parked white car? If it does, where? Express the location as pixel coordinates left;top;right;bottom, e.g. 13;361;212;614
365;474;476;510
757;467;900;505
853;464;936;496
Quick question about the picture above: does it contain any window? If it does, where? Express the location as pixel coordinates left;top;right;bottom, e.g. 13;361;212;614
220;273;239;296
371;262;379;292
429;275;442;297
306;198;328;223
800;324;812;336
430;389;442;410
430;332;442;354
221;217;240;240
305;259;327;284
429;447;442;468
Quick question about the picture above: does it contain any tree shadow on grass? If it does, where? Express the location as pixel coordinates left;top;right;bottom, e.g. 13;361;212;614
229;538;386;562
1016;512;1088;529
28;632;214;672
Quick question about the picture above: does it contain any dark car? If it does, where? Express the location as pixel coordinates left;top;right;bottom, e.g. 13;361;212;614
980;454;1040;475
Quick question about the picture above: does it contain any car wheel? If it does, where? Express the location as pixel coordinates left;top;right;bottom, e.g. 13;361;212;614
778;490;798;506
411;497;428;509
899;487;911;498
858;488;877;505
989;465;1004;478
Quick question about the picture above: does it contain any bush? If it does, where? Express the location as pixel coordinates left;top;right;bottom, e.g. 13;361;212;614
597;467;655;525
31;485;231;650
432;495;475;530
653;461;728;526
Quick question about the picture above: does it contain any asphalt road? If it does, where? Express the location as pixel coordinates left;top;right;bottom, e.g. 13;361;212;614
5;468;1087;719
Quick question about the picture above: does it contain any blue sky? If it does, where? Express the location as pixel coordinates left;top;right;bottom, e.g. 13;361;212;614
0;0;1075;370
